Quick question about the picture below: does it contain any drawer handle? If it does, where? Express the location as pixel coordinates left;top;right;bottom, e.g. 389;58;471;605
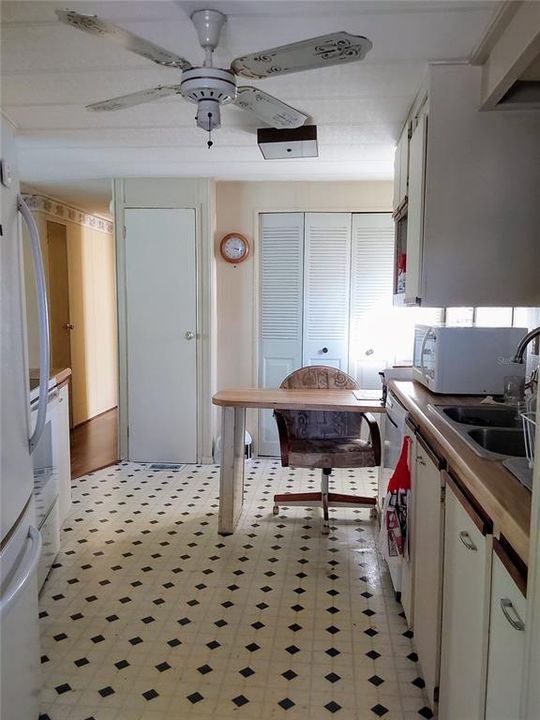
500;598;525;631
459;531;477;552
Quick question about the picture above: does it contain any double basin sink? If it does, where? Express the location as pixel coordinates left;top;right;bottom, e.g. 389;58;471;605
431;405;526;460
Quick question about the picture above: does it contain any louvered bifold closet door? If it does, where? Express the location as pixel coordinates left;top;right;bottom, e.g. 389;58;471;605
258;213;305;457
302;213;352;369
349;213;394;387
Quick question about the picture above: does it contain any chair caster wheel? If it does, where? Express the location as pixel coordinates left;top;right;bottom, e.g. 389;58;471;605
369;507;378;520
273;505;279;516
322;523;330;535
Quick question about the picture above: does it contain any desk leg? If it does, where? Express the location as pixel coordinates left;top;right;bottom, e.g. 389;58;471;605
218;406;245;535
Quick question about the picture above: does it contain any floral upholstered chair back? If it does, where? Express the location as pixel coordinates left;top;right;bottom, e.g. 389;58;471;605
278;366;363;440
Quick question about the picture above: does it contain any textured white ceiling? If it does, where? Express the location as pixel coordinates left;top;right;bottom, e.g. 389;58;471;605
1;0;498;208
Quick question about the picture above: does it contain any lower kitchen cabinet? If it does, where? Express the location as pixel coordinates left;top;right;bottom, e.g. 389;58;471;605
411;433;444;707
439;472;492;720
484;540;527;720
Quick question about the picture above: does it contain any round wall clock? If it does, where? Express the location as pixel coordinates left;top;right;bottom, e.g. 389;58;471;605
220;233;250;264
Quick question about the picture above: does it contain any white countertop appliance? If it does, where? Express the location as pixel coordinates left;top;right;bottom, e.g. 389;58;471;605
1;118;49;720
413;325;527;395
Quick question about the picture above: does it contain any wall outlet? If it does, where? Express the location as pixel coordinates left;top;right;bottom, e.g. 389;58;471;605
0;159;12;188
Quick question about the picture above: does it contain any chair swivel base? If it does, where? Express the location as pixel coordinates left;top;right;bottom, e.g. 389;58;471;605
272;492;377;533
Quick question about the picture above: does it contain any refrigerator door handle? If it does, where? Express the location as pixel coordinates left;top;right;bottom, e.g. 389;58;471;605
0;527;42;618
18;195;50;453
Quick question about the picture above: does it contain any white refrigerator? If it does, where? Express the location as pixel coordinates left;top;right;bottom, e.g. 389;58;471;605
1;117;49;718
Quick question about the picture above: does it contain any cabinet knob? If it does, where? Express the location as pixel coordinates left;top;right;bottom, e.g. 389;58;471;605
64;323;74;330
321;347;328;354
185;331;195;340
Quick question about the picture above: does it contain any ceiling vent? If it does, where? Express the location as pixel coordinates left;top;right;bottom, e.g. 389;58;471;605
257;125;318;159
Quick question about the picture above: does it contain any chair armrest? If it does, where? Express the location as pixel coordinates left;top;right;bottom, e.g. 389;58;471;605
362;412;381;465
273;410;291;467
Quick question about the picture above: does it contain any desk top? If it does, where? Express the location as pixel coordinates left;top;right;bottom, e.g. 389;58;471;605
212;388;386;413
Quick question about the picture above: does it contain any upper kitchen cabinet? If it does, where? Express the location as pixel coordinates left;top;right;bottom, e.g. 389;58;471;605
393;63;540;307
393;124;409;213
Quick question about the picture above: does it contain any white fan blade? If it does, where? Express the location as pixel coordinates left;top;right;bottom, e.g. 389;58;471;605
86;85;182;112
234;86;308;129
231;31;372;79
56;9;192;70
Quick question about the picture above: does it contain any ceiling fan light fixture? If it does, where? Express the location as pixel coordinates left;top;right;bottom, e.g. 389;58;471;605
257;125;318;160
197;98;221;132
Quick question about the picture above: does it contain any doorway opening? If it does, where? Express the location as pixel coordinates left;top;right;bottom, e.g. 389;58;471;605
22;193;119;479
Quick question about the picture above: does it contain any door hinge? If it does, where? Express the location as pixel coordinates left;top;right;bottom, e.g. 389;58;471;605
440;486;446;502
433;686;439;704
123;225;126;239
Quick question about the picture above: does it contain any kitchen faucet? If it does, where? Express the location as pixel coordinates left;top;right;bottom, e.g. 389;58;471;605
513;325;540;363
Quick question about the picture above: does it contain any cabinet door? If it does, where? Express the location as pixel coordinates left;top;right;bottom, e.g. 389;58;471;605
400;423;417;627
54;384;72;524
412;435;443;707
405;112;427;304
258;213;305;456
302;213;351;369
398;129;409;204
349;213;394;388
393;128;409;211
485;547;526;720
393;137;401;211
439;476;491;720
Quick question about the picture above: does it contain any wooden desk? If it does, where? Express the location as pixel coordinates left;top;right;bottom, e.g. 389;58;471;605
212;388;385;535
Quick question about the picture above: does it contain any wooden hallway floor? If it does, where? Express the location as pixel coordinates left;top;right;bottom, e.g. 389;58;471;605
70;407;118;479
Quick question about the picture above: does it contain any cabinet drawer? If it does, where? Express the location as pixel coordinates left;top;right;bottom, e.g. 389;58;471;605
485;542;526;720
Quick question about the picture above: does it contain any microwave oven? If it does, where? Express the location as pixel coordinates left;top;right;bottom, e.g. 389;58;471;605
413;325;527;395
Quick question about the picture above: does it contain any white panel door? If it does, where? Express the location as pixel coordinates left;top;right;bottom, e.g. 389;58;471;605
125;208;197;463
258;213;304;457
349;213;394;388
303;213;351;369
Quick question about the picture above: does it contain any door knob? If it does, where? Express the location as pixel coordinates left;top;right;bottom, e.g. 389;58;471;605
185;331;195;340
321;347;328;354
64;323;74;330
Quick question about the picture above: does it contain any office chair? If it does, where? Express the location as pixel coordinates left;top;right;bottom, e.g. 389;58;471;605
273;365;381;534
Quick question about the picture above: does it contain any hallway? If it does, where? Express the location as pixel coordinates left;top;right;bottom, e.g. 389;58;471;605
70;408;118;479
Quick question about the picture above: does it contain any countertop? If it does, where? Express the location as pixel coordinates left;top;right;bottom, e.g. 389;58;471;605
390;380;531;565
213;387;385;412
29;367;71;404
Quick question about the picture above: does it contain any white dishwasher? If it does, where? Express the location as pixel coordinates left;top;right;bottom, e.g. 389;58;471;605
381;389;409;596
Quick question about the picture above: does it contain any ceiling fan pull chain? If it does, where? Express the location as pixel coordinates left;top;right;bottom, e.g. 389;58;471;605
207;113;214;149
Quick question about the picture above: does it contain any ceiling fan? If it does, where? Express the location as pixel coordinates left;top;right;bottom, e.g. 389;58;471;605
56;8;373;148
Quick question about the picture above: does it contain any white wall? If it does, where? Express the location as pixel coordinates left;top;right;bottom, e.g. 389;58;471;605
215;180;394;390
113;178;217;463
215;180;393;451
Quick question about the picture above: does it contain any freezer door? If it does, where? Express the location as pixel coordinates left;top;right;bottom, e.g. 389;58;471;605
0;118;34;544
0;500;42;720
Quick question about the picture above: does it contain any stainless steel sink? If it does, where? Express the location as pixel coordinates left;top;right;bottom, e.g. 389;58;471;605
466;428;526;458
442;406;520;429
430;404;527;460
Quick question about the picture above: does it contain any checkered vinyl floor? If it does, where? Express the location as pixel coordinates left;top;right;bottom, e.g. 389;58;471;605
38;460;432;720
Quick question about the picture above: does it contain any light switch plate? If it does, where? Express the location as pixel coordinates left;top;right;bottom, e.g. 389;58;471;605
0;159;12;188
